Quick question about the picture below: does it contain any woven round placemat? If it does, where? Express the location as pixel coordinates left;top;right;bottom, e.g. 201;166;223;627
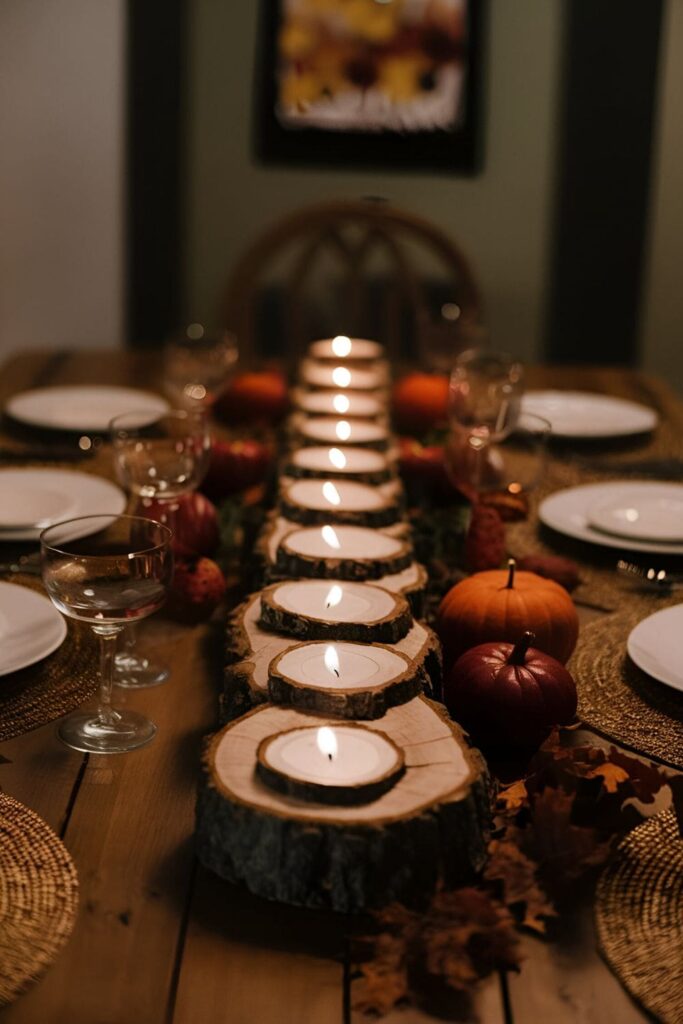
0;577;98;742
596;809;683;1024
0;792;79;1006
571;600;683;770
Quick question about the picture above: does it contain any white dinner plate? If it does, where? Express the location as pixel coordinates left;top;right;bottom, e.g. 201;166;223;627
539;481;683;555
5;385;169;433
0;581;67;676
627;604;683;692
0;469;126;541
587;483;683;543
522;390;658;438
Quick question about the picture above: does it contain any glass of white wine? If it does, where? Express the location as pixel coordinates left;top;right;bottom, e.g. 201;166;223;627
41;515;173;754
110;408;211;688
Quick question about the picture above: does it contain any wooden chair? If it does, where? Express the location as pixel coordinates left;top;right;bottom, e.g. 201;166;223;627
219;199;483;367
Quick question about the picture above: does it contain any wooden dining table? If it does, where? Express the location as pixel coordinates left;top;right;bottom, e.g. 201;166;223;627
0;348;680;1024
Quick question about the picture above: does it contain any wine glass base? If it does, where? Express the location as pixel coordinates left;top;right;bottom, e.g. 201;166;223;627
114;652;170;689
57;710;157;754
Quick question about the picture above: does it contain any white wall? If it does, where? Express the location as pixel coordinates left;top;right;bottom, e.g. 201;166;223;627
186;0;563;363
0;0;125;362
641;0;683;396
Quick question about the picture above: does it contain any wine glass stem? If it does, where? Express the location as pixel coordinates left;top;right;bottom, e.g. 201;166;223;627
96;630;120;726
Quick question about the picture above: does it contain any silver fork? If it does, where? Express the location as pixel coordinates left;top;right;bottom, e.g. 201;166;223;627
617;560;683;591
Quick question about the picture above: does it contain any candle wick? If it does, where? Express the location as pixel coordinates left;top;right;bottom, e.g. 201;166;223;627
327;753;333;761
333;668;339;677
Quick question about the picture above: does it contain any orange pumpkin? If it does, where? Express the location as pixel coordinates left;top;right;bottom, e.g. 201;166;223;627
392;373;449;434
212;371;288;426
436;559;579;669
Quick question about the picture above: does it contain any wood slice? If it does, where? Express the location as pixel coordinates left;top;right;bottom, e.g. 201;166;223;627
297;417;389;451
259;579;412;643
291;389;385;420
268;640;426;719
256;723;405;805
283;445;393;485
308;337;385;362
222;593;441;722
299;359;387;392
197;696;492;912
279;478;402;528
275;524;412;581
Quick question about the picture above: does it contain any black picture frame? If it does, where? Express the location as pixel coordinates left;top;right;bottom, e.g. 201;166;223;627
254;0;486;175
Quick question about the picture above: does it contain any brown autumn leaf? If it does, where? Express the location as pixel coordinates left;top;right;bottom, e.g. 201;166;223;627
497;780;528;815
485;839;556;934
608;749;669;803
585;762;631;793
521;789;614;882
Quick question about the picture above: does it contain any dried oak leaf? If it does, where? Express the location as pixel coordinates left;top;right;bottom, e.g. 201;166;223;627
485;839;556;934
520;789;614;883
496;780;528;816
585;762;630;793
353;933;409;1017
608;748;669;804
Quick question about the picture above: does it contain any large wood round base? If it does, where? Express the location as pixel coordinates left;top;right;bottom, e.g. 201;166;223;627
268;641;426;719
279;479;402;528
259;579;412;643
283;446;393;485
197;698;491;912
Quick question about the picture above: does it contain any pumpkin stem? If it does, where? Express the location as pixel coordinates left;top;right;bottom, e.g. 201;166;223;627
508;631;535;665
505;558;516;589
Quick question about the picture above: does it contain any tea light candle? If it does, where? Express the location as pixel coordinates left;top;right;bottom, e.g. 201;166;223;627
280;478;400;528
293;390;384;419
300;360;385;392
256;722;405;805
299;417;389;450
285;446;392;484
277;523;412;580
308;337;385;362
259;579;412;643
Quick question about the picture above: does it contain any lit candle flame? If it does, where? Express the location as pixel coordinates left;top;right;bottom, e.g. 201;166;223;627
333;394;350;414
324;645;340;678
332;366;351;388
325;584;343;609
317;725;338;761
335;420;351;441
332;335;352;357
322;481;341;506
328;447;346;469
321;525;340;549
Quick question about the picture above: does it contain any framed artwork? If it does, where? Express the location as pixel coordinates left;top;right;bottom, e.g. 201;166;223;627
255;0;485;174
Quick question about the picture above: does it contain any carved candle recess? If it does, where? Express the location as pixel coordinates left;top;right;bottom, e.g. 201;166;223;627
259;579;412;643
279;478;401;528
297;417;389;450
276;524;412;580
284;445;393;485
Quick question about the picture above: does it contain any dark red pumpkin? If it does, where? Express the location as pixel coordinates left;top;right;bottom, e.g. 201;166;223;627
167;556;226;623
135;491;219;557
444;631;577;752
201;439;271;501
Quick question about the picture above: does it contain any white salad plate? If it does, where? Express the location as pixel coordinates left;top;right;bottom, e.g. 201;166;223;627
0;581;67;676
587;483;683;543
627;603;683;693
522;390;658;438
0;469;126;541
539;481;683;555
5;385;169;433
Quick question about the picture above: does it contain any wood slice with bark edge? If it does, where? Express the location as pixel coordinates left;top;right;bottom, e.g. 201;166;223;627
279;479;403;529
296;419;390;452
267;641;427;720
290;388;386;420
283;447;394;485
259;579;412;644
307;337;386;362
197;696;492;912
299;359;388;393
256;722;405;805
275;524;413;581
222;593;441;722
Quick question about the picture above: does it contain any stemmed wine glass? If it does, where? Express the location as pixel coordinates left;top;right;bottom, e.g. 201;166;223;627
448;348;525;493
163;323;238;408
41;515;173;754
110;409;212;687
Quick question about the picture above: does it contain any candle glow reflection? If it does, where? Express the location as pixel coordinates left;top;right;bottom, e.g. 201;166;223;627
335;420;351;441
321;525;340;549
325;584;343;609
322;481;341;506
332;335;352;357
317;725;338;761
332;366;352;388
324;645;340;679
333;394;350;414
328;447;346;469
